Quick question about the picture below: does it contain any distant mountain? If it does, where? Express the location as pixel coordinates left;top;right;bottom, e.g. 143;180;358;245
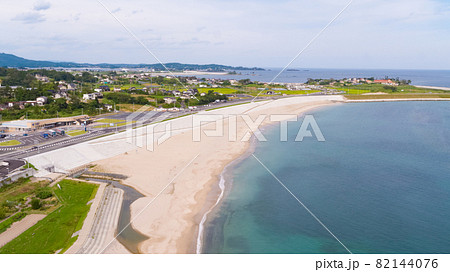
0;53;264;71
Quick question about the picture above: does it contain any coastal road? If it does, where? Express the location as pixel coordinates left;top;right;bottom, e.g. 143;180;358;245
0;96;278;162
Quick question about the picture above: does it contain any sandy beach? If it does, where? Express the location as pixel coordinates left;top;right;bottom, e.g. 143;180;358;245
93;96;344;253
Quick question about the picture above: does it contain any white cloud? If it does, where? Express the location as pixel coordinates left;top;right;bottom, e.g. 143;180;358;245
33;1;51;11
12;12;45;24
1;0;449;68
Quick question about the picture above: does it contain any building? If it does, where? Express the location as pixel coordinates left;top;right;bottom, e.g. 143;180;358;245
82;92;103;100
163;97;177;104
54;91;68;99
373;79;398;86
0;115;92;133
67;83;77;91
36;96;48;106
35;74;50;83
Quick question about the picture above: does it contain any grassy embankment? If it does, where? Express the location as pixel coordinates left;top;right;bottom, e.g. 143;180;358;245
335;83;449;95
0;140;21;146
0;179;98;254
66;130;87;136
93;118;136;128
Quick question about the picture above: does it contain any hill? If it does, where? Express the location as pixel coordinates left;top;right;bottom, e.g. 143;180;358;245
0;53;263;71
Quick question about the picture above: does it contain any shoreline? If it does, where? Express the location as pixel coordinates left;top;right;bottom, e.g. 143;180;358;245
76;96;345;253
192;102;338;254
194;136;257;254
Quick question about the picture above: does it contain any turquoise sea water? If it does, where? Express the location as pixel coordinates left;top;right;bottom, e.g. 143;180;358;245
202;102;450;253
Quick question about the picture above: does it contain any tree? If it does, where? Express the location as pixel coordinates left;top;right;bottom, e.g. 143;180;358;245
31;198;42;210
55;98;68;110
0;207;5;220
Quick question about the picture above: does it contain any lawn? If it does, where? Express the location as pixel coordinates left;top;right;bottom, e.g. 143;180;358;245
195;87;242;94
0;212;27;234
335;88;372;95
334;83;450;94
205;102;252;111
116;104;154;112
0;179;98;254
94;118;125;124
93;118;136;128
93;121;134;129
0;140;21;146
66;130;87;137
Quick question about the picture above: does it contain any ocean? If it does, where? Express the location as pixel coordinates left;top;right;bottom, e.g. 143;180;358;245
196;69;450;88
201;101;450;254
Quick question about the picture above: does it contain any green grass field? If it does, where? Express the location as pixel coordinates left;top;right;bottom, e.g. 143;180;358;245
94;118;125;124
93;121;134;129
204;102;252;111
0;140;21;146
0;212;27;234
0;179;98;254
66;130;87;137
195;87;242;94
335;88;372;95
334;83;449;94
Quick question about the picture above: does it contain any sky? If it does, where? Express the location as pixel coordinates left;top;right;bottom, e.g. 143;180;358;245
1;0;450;69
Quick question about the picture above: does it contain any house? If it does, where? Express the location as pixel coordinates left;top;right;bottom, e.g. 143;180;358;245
35;74;50;83
58;84;67;91
36;96;48;106
163;97;177;104
172;90;181;96
7;101;36;109
373;79;397;86
113;87;122;92
94;88;103;93
54;91;68;99
83;92;102;100
67;83;77;91
83;93;96;100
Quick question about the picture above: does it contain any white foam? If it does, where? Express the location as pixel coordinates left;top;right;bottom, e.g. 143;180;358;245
196;171;227;254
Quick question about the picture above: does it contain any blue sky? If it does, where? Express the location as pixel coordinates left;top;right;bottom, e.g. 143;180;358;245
1;0;450;69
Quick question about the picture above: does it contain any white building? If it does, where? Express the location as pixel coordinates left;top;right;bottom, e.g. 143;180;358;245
36;96;48;106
